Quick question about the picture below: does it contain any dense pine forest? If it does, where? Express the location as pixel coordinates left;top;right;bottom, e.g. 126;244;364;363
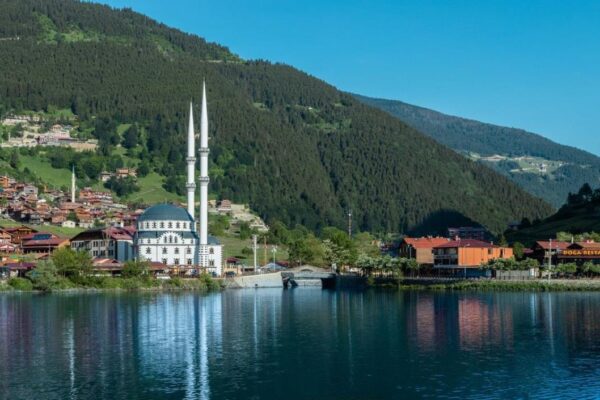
0;0;553;234
355;94;600;207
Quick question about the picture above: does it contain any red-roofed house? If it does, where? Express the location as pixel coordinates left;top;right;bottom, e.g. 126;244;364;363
530;240;571;265
21;232;69;254
433;239;513;269
399;237;450;265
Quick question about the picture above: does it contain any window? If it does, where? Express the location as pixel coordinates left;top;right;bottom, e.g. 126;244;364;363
160;222;164;228
168;236;173;244
163;236;168;244
186;247;191;254
175;247;179;254
187;259;192;265
174;236;178;244
209;260;215;267
176;222;180;229
162;258;167;264
488;248;493;255
145;222;149;229
162;247;167;254
146;247;151;255
153;222;157;228
174;258;180;265
209;247;214;255
168;222;172;229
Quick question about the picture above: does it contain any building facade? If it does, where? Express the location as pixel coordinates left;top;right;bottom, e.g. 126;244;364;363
433;239;513;270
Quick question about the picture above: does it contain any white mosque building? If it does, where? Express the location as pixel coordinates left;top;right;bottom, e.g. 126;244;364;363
134;82;223;276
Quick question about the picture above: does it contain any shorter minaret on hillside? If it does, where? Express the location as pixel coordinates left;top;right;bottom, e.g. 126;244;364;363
71;166;76;203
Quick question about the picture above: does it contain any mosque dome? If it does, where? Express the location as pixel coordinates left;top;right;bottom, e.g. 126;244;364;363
137;203;194;223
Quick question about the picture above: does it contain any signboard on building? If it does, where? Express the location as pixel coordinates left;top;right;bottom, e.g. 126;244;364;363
560;249;600;258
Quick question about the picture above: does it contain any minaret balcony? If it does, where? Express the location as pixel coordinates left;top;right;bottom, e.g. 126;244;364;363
199;147;210;155
186;182;196;189
186;156;196;162
199;177;210;184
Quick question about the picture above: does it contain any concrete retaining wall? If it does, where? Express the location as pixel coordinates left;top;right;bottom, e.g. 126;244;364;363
226;272;283;289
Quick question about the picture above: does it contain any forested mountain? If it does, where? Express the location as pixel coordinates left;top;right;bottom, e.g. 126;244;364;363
355;95;600;208
506;184;600;246
0;0;552;234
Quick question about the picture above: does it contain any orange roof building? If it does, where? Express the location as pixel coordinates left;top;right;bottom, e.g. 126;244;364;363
400;237;450;265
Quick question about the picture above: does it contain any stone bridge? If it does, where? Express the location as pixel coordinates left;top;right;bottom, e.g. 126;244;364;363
281;266;336;288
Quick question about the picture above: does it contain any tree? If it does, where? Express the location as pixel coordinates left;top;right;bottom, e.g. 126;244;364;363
52;247;92;279
9;150;19;169
238;222;252;240
121;260;149;278
27;260;60;291
122;124;139;149
512;242;525;260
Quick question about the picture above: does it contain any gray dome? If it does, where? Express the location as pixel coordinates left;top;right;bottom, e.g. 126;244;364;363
138;204;194;223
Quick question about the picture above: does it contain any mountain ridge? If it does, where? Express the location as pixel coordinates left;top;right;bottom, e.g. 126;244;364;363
0;0;553;235
354;94;600;207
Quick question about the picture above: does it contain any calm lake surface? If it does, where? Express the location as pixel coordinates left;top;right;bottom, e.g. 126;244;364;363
1;289;600;400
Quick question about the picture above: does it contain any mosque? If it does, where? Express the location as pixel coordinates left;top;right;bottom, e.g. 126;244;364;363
134;82;223;276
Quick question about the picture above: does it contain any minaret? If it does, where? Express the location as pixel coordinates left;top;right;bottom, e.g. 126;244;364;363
199;82;209;253
71;166;76;203
186;102;196;220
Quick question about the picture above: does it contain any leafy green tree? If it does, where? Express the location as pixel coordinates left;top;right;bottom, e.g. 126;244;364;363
52;247;92;278
238;222;252;240
121;260;149;278
512;242;525;260
27;260;60;291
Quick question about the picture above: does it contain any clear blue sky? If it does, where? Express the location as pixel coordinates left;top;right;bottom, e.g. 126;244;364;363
98;0;600;155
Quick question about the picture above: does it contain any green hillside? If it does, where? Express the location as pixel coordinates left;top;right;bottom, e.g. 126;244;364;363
0;0;553;235
506;184;600;245
355;94;600;208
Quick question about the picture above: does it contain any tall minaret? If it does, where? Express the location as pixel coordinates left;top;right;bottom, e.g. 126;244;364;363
199;82;209;252
71;165;76;203
186;102;196;220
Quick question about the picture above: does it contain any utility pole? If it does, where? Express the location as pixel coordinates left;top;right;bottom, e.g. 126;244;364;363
252;234;258;273
547;238;552;281
263;236;267;266
347;210;352;238
272;246;277;266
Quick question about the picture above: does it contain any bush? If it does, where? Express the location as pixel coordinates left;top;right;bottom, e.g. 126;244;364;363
8;277;33;291
199;273;221;291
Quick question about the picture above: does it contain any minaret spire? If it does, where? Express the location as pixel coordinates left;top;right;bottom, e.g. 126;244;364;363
186;101;196;220
71;165;76;203
199;81;209;260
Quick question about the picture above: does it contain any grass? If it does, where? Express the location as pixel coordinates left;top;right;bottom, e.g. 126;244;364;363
0;217;83;238
20;155;72;189
127;172;183;204
385;278;600;292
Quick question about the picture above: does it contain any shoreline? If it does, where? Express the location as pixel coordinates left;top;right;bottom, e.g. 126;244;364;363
371;277;600;292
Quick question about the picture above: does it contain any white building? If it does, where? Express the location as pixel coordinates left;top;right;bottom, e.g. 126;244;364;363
133;82;223;275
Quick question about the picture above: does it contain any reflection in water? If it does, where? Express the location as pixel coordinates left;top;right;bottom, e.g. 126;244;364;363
1;290;600;399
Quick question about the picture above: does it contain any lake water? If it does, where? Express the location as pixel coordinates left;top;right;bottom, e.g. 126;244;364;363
1;289;600;399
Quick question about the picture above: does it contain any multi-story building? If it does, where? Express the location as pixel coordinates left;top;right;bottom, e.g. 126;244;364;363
70;227;134;262
433;239;513;272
